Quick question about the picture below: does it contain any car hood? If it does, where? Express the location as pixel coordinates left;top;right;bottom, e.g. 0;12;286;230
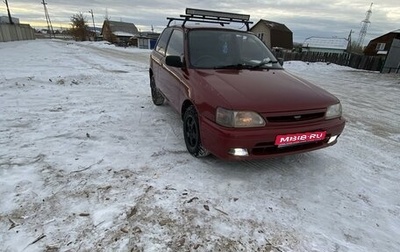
192;68;339;112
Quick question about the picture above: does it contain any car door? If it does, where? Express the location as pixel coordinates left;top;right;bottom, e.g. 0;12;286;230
152;28;173;98
162;29;186;112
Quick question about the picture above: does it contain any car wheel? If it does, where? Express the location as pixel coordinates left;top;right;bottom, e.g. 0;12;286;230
183;105;210;158
150;75;164;106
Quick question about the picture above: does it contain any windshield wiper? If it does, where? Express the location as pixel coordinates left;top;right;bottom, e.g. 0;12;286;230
214;64;251;69
250;60;278;69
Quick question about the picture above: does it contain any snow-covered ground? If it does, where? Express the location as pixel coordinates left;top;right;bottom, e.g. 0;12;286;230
0;39;399;252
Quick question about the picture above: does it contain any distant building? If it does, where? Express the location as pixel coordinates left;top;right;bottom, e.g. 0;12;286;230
131;32;160;49
87;26;102;41
364;30;400;73
101;20;139;45
302;37;349;54
250;19;293;50
1;16;35;42
364;29;400;56
0;16;19;24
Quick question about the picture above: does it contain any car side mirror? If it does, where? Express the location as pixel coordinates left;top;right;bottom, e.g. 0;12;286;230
165;55;184;68
278;57;284;66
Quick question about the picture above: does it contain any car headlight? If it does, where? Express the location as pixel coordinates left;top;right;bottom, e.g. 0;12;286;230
216;107;266;128
325;103;342;119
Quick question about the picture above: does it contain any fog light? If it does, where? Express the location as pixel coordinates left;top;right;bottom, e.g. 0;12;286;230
228;148;249;157
328;135;338;144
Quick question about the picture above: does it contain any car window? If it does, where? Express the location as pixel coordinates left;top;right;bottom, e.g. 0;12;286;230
188;29;280;69
155;28;173;55
239;35;271;61
188;30;223;67
166;30;184;57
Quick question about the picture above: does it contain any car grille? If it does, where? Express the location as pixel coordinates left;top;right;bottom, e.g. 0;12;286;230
266;112;325;123
262;108;326;124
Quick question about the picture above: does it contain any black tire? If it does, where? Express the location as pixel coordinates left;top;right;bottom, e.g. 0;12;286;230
183;105;210;158
150;75;164;106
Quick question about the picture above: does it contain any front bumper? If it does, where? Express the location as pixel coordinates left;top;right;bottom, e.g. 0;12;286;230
200;116;346;160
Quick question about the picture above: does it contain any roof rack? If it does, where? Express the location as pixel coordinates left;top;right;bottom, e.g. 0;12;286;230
167;8;253;31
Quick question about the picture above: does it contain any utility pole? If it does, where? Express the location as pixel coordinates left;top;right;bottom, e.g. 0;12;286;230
4;0;14;24
88;9;96;41
41;0;54;38
356;3;373;48
347;29;354;53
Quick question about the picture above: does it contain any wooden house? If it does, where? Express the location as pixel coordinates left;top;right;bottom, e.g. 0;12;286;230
250;19;293;50
101;20;139;45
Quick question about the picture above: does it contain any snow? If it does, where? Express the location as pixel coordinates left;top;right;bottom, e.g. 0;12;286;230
113;31;136;37
1;39;399;252
302;37;348;50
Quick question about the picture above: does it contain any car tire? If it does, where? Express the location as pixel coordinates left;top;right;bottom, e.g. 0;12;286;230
150;75;164;106
183;105;210;158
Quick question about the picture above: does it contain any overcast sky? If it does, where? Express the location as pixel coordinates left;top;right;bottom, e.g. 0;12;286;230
2;0;399;44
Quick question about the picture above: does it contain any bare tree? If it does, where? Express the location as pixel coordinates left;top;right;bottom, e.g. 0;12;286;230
70;13;88;41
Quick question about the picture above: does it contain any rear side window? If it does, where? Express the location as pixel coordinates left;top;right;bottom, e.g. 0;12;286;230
166;30;184;57
155;28;173;55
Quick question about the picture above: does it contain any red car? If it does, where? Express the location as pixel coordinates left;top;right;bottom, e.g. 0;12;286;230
149;8;345;160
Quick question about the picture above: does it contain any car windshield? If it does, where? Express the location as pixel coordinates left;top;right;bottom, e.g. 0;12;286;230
188;29;282;69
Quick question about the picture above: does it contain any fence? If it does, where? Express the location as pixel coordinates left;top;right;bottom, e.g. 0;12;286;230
0;23;35;42
275;51;385;72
